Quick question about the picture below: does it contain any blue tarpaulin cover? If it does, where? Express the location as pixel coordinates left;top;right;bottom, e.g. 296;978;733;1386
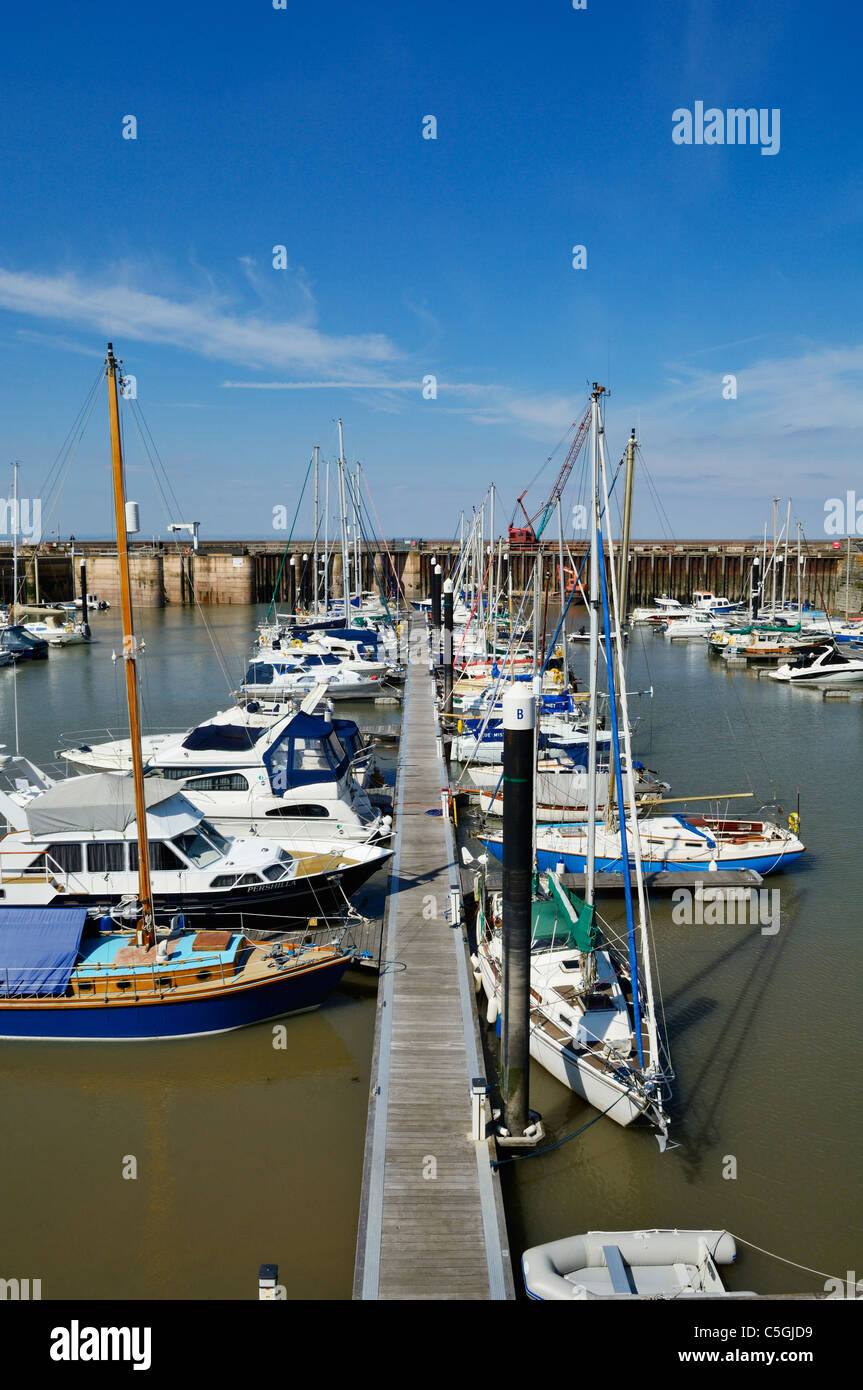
0;907;87;997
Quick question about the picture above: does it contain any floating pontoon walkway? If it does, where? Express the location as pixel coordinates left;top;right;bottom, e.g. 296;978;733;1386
353;632;513;1300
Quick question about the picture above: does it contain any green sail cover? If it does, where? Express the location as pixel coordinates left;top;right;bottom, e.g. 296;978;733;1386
532;873;597;953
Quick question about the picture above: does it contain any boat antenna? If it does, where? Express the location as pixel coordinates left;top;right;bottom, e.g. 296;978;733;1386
106;344;155;950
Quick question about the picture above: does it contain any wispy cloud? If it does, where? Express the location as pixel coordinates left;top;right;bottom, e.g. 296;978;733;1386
0;265;397;374
222;378;422;391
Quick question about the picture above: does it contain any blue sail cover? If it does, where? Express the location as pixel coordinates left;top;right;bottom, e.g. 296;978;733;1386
0;907;87;997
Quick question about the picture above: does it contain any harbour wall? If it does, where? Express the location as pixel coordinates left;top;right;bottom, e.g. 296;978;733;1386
1;539;860;612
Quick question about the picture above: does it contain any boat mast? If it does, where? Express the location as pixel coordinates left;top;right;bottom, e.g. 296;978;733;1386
488;484;495;648
781;499;791;609
324;460;330;612
585;383;602;907
106;344;154;948
618;428;636;625
771;497;779;616
354;462;362;603
337;420;351;620
313;445;320;617
11;459;19;623
796;520;802;620
556;497;568;689
10;461;20;755
597;417;660;1078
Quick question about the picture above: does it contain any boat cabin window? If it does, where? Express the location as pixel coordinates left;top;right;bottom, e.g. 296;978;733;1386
129;841;186;872
147;766;207;780
265;803;330;818
86;842;127;872
262;863;289;881
183;773;250;793
45;842;83;873
244;662;273;685
325;732;348;766
237;872;262;885
210;874;237;888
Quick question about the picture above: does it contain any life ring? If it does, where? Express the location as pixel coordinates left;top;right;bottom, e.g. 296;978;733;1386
552;669;563;684
292;639;303;648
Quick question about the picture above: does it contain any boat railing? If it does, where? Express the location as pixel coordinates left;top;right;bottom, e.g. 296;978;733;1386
235;916;348;962
0;953;229;1003
0;846;90;896
53;727;185;757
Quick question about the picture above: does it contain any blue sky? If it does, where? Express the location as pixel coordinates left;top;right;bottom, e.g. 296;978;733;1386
0;0;860;541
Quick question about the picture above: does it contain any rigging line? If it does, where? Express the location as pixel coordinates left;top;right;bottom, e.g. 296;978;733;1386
731;1234;845;1287
265;457;314;624
513;422;578;523
635;446;675;542
490;1086;631;1167
357;484;406;610
126;399;237;695
36;362;105;503
540;461;622;676
452;575;536;795
133;400;187;521
18;373;103;590
361;479;409;609
344;470;397;620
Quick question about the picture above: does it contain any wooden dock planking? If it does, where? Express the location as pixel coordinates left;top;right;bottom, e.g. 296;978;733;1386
353;629;513;1301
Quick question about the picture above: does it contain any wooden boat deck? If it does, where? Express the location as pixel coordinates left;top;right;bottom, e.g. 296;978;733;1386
353;631;513;1300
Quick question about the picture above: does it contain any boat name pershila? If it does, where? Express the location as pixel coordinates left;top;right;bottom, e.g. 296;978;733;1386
672;103;780;155
50;1321;152;1372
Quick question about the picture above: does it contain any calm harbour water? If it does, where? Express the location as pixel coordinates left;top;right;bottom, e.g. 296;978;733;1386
0;606;860;1298
0;605;389;1300
495;625;863;1297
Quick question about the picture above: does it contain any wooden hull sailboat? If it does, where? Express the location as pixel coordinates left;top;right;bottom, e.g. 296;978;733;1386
0;345;355;1039
0;908;352;1041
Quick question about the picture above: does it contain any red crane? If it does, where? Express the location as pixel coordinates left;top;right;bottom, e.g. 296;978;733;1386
508;391;601;548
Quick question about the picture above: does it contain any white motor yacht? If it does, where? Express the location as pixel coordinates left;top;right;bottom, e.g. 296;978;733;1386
770;642;863;683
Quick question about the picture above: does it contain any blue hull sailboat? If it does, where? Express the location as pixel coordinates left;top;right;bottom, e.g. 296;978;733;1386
0;345;354;1040
482;814;805;876
0;908;351;1041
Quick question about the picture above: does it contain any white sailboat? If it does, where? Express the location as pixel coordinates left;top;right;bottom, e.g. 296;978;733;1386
473;384;673;1138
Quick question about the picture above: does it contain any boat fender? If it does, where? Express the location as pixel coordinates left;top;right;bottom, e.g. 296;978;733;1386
486;996;499;1026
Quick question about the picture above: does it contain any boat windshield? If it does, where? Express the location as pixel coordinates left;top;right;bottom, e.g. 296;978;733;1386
198;821;232;855
174;826;229;868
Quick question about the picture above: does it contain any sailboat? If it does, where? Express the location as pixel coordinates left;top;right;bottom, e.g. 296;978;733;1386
0;345;354;1039
472;384;673;1138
